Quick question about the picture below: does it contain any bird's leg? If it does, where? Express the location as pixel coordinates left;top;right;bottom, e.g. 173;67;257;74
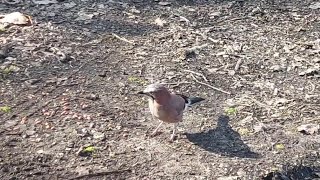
170;123;178;141
151;121;163;136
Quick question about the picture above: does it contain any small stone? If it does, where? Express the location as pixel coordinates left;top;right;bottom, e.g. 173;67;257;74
92;131;105;140
85;93;99;101
67;142;74;148
25;130;36;136
98;71;107;77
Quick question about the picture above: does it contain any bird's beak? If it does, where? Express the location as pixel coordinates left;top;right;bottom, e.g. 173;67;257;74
137;91;154;99
137;91;145;95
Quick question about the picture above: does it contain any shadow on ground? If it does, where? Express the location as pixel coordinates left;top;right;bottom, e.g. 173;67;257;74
262;163;320;180
186;115;260;158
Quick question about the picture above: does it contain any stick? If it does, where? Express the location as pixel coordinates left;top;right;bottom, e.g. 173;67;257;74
112;33;134;44
183;69;208;82
190;74;231;95
160;81;191;85
234;59;243;72
69;169;132;180
187;44;208;52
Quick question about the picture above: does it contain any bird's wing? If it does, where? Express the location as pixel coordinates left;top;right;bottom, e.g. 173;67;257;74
170;94;187;116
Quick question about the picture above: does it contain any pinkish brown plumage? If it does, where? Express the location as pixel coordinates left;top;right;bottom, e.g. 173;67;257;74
138;83;204;141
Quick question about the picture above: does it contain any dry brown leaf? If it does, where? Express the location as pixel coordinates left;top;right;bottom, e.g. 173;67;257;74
154;17;166;27
0;12;32;25
297;124;319;135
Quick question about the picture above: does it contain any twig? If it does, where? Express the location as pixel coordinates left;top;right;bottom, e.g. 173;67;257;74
112;33;134;44
160;81;191;85
234;59;243;72
69;169;132;180
183;69;208;82
178;15;190;25
187;44;208;52
190;74;231;95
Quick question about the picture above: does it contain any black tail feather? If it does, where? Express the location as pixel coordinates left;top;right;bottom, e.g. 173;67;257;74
188;97;205;105
177;94;205;106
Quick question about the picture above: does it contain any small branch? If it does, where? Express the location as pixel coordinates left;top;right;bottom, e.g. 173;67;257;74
234;59;243;72
183;69;208;82
187;44;208;52
69;169;132;180
190;74;231;95
112;33;134;44
160;81;191;85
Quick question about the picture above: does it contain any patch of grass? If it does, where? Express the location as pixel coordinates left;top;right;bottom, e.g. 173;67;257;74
225;107;237;115
128;76;148;85
78;145;97;157
0;106;12;113
0;28;6;33
83;146;95;153
2;65;18;74
275;143;285;150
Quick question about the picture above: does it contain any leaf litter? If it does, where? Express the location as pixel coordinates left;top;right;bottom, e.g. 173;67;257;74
0;0;319;179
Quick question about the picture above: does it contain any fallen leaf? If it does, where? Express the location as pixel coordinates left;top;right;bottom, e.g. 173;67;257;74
239;115;254;125
238;127;250;136
158;1;171;6
76;12;94;21
299;67;319;76
32;0;58;4
297;124;319;135
309;2;320;9
64;2;77;9
154;17;166;27
92;131;105;140
0;12;32;25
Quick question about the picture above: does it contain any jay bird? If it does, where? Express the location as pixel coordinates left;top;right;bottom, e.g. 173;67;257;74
138;83;204;141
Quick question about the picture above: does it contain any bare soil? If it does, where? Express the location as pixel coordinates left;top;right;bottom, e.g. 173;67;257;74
0;0;320;179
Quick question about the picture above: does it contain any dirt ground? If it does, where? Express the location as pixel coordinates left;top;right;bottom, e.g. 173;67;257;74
0;0;320;179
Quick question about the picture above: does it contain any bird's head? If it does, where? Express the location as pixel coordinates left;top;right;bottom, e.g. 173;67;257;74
137;83;170;100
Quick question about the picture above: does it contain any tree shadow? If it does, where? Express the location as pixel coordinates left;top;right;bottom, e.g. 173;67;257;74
185;115;260;158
